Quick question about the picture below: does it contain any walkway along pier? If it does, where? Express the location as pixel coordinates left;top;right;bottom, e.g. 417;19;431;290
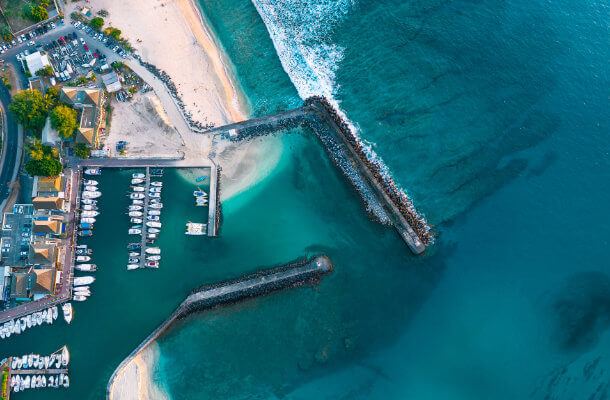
106;255;333;398
206;98;432;254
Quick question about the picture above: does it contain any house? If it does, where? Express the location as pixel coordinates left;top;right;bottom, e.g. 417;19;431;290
101;71;121;92
9;272;35;301
24;51;52;75
28;242;58;266
60;87;105;147
32;219;63;236
33;175;65;196
33;268;56;296
32;196;64;211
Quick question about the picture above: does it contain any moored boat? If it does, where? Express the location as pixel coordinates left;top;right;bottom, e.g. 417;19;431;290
131;178;144;184
130;193;145;200
78;230;93;237
128;228;141;235
146;261;159;268
73;276;95;286
127;264;139;270
75;255;91;262
75;263;97;272
130;217;143;224
73;295;87;302
84;168;101;175
145;247;161;255
128;211;143;217
83;179;98;186
132;173;145;179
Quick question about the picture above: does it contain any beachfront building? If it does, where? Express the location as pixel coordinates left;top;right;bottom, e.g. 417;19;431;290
101;71;121;93
31;175;66;212
60;87;106;148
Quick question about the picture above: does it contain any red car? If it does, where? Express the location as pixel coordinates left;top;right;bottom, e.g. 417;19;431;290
83;44;89;51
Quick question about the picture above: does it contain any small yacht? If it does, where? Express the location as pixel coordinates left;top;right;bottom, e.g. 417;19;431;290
81;210;99;217
128;258;139;264
131;178;144;184
132;199;144;205
128;228;142;235
76;244;89;250
193;189;207;197
146;261;159;268
132;186;145;192
127;243;141;250
73;295;87;302
79;222;92;229
147;215;160;221
127;264;139;270
81;199;97;205
148;228;160;234
149;203;163;209
81;204;97;211
62;303;73;324
83;185;98;192
75;255;91;262
78;230;93;237
149;192;161;198
73;276;95;286
149;187;162;193
150;181;163;187
145;247;161;255
132;173;145;179
130;217;143;224
146;221;162;228
82;191;102;199
84;168;101;176
129;211;143;217
129;205;143;211
147;233;157;239
146;255;161;261
148;210;161;216
75;248;92;255
130;193;145;200
75;263;97;272
83;179;98;186
80;217;96;224
129;251;140;257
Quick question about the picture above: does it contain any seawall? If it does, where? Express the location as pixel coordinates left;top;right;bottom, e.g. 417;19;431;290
106;255;333;399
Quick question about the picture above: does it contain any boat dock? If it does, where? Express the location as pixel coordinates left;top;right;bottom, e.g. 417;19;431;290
207;163;219;237
4;346;71;394
106;255;333;399
138;167;151;268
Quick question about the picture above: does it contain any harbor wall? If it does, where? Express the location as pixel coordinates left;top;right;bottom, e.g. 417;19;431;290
106;255;333;399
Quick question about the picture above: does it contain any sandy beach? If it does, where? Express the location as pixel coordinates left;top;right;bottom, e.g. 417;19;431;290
109;343;168;400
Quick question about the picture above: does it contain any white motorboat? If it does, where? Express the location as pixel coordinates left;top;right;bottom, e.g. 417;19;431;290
129;252;140;257
81;199;97;205
150;198;162;204
150;181;163;187
146;255;161;261
81;210;99;217
148;228;160;233
82;204;97;211
73;295;87;302
130;218;143;224
132;199;144;205
129;211;143;217
82;191;102;199
61;346;70;366
127;264;139;270
149;203;163;209
149;187;162;193
130;193;145;200
128;228;142;235
132;173;145;179
75;255;91;262
146;221;162;228
73;285;90;292
146;215;159;221
145;247;161;255
83;185;98;192
148;210;161;216
147;233;157;239
149;192;161;198
129;205;143;211
83;180;98;186
73;276;95;286
132;186;145;192
80;217;96;224
75;263;97;272
131;178;144;184
185;222;206;235
84;168;101;175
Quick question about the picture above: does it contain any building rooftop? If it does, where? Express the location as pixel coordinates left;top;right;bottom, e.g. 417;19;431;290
29;241;58;266
32;196;64;211
32;219;63;236
24;51;51;75
101;71;121;93
33;268;55;294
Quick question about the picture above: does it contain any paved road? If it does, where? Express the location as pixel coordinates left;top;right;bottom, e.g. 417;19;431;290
0;84;19;205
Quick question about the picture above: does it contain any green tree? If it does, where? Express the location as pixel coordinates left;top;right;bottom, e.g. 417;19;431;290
45;86;60;105
9;89;50;133
103;27;122;40
24;140;62;176
50;105;78;140
35;65;54;77
30;5;48;22
73;143;91;158
90;17;104;30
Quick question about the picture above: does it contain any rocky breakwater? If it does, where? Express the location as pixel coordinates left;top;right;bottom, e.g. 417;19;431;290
304;96;433;252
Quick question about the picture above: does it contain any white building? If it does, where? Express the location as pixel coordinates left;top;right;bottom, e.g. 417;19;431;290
24;51;52;75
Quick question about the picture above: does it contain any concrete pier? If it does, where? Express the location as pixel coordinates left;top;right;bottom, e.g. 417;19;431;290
106;255;333;399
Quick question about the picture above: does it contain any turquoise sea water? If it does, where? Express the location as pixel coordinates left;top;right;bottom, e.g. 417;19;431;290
155;0;610;399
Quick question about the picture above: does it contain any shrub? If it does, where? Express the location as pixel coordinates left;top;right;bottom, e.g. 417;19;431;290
90;17;104;31
73;143;91;158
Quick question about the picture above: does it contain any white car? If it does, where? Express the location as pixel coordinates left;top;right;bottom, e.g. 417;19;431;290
28;40;34;46
74;21;81;27
80;37;85;44
17;37;22;43
50;22;56;29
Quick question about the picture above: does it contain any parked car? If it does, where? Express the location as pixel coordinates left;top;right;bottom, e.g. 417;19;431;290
113;46;119;52
74;21;81;27
80;37;85;44
28;40;35;46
